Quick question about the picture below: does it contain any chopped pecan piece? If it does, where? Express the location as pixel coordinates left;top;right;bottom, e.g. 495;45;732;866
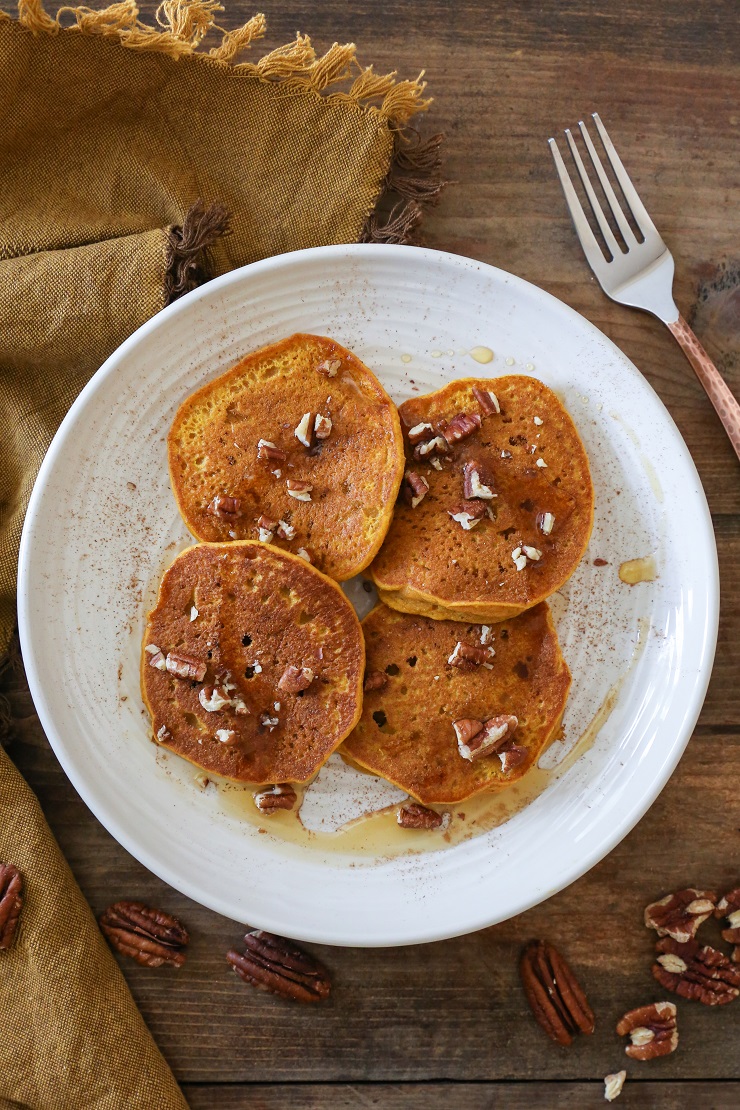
257;439;287;463
457;714;518;762
441;411;481;445
295;412;316;448
402;470;429;508
286;479;313;502
207;494;241;520
277;665;315;694
397;803;449;830
716;888;740;958
215;727;237;744
156;724;171;743
499;744;527;772
99;901;189;968
0;863;23;950
257;513;278;532
276;519;296;540
147;649;167;671
296;547;312;562
604;1071;627;1103
448;500;487;530
616;1002;677;1060
537;511;555;535
463;461;496;500
452;717;484;749
314;413;332;440
413;435;448;460
447;641;495;669
253;784;297;813
472;386;501;415
520;939;595;1046
316;358;341;378
407;421;434;445
363;670;388;693
165;652;207;681
226;929;331;1003
260;712;279;730
644;888;717;942
652;936;740;1005
199;685;231;712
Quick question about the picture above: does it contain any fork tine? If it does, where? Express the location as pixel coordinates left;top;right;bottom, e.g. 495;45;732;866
564;128;622;260
591;113;661;240
548;138;609;276
578;120;637;246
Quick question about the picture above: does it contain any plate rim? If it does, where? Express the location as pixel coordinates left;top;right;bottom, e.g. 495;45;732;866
17;243;720;946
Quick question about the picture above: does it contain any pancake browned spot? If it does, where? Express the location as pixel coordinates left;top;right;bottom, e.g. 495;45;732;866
167;334;404;581
369;376;594;621
142;542;364;784
341;603;570;804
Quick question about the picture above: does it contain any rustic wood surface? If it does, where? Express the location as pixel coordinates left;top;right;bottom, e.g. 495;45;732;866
3;0;740;1106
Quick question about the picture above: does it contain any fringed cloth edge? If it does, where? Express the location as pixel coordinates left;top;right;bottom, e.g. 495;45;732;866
7;0;447;243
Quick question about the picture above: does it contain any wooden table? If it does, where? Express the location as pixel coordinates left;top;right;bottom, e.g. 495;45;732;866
3;1;739;1105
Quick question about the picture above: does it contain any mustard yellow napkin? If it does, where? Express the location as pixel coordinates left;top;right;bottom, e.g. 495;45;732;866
0;4;443;1105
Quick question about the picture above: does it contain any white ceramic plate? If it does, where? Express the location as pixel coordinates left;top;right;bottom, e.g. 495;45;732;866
18;245;718;946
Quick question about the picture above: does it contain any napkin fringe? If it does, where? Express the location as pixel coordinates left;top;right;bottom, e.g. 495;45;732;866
361;130;446;244
164;199;231;304
15;1;431;125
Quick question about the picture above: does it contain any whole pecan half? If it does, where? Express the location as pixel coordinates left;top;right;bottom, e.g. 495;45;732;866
715;888;740;960
397;802;449;830
0;863;23;950
519;939;595;1046
99;901;189;968
226;930;331;1003
644;888;717;943
652;936;740;1005
447;641;494;669
253;784;297;813
616;1001;677;1060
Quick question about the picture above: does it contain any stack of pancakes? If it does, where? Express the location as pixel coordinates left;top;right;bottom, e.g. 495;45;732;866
143;335;593;810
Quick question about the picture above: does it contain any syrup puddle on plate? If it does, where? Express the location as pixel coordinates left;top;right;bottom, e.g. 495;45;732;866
207;617;650;861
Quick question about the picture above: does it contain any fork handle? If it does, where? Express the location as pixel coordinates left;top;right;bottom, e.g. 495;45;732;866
666;314;740;462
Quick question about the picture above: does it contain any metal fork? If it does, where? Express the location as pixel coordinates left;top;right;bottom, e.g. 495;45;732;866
549;113;740;460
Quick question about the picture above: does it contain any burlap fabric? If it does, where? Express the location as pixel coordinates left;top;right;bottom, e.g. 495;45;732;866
0;4;442;1106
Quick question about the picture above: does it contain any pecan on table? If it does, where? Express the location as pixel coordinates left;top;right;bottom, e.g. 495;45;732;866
603;1071;627;1103
0;863;23;951
226;929;331;1003
715;888;740;961
652;936;740;1005
397;802;449;830
616;1001;678;1060
519;939;595;1046
644;888;717;943
99;901;189;968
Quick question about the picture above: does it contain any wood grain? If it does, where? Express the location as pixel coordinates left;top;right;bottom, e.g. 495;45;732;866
182;1082;740;1109
5;0;740;1102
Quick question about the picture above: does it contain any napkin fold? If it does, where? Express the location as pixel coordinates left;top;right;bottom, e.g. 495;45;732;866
0;4;443;1105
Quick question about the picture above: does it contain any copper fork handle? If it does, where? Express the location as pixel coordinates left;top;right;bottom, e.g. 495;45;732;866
666;314;740;463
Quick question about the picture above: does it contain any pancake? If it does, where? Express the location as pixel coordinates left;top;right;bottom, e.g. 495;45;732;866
341;602;570;804
142;541;364;783
168;333;404;581
369;376;594;621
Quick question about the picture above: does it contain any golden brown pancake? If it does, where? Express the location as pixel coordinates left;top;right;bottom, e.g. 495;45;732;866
369;376;594;621
168;334;404;581
341;602;570;804
142;542;364;783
